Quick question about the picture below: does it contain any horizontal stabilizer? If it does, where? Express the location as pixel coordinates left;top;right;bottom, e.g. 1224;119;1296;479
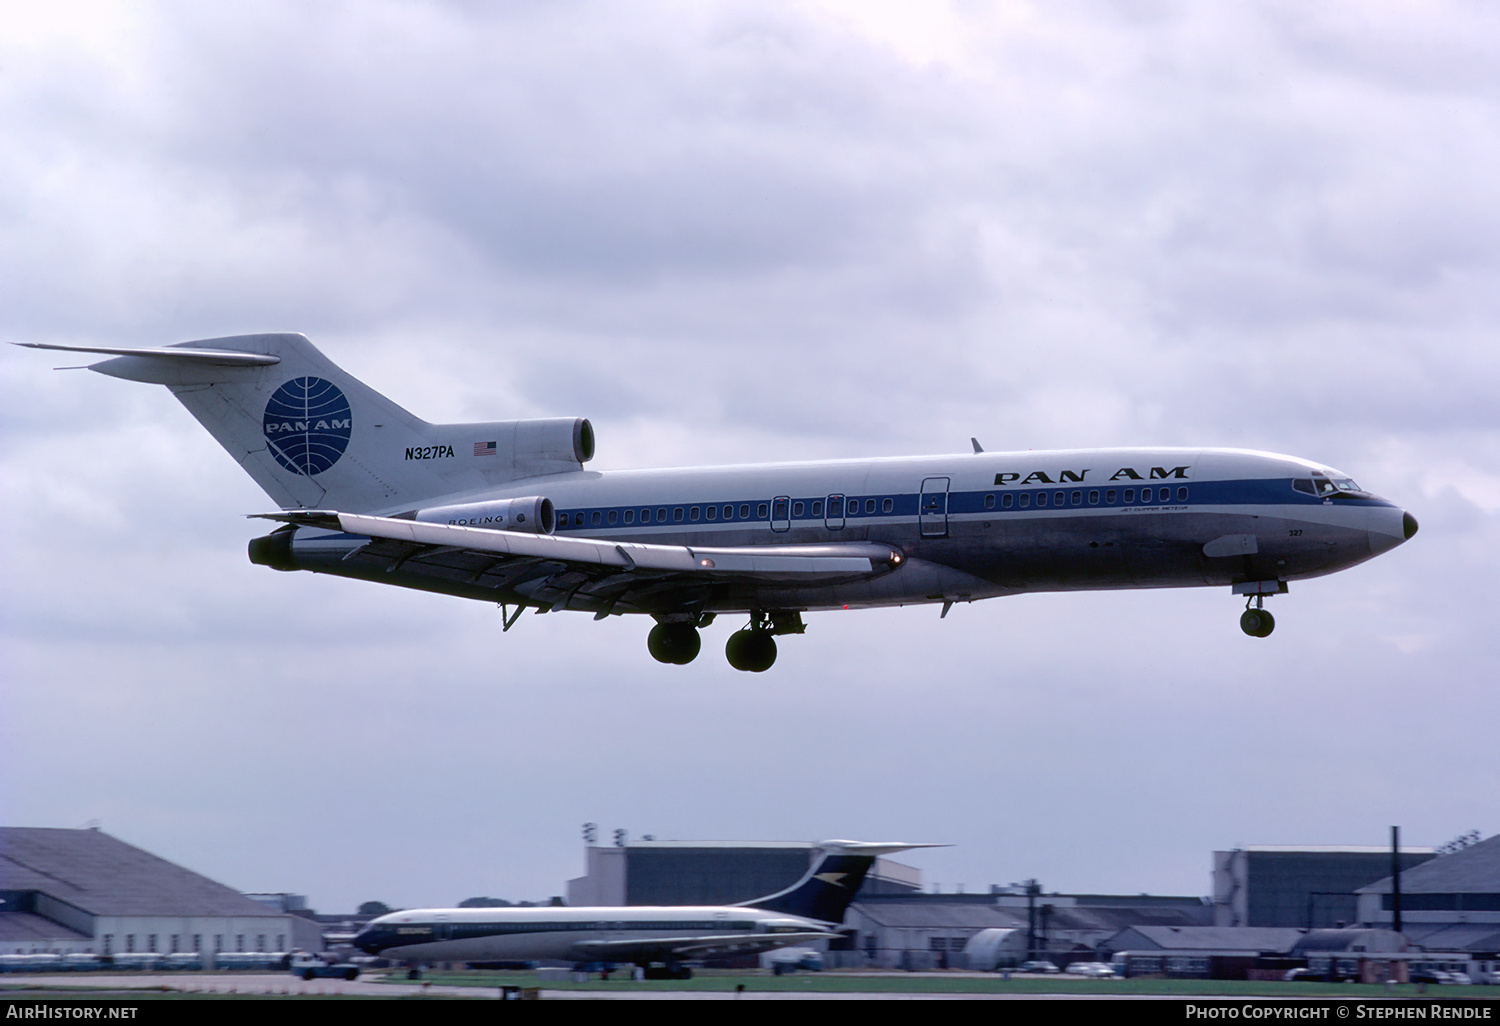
13;342;280;366
814;840;949;858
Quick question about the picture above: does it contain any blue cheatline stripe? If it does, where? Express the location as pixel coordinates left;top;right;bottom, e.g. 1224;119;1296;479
552;479;1395;533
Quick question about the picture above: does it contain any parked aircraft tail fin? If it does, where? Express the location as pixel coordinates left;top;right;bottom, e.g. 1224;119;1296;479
18;334;593;512
739;840;945;924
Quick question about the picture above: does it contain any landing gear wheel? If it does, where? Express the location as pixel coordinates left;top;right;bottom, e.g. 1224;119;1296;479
1240;609;1275;637
725;630;777;672
647;623;701;664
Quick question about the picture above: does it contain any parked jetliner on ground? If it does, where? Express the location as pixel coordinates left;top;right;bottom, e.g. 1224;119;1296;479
352;840;931;978
20;333;1417;670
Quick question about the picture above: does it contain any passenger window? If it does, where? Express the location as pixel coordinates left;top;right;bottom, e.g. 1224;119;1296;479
865;499;876;513
658;508;667;522
689;506;700;521
705;506;716;520
1123;489;1134;503
1106;489;1117;504
1001;494;1013;509
827;498;841;516
812;501;823;516
559;512;569;526
882;498;893;513
623;509;634;524
1055;491;1065;506
985;494;995;510
608;510;618;524
757;503;768;518
1019;494;1030;508
1160;488;1170;502
792;502;804;517
591;511;601;526
1178;487;1188;501
1141;489;1153;503
740;504;751;519
1037;492;1048;507
673;508;685;522
1072;491;1082;505
1088;490;1099;504
724;506;734;519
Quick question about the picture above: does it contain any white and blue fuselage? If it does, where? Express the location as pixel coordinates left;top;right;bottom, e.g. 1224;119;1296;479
285;445;1413;614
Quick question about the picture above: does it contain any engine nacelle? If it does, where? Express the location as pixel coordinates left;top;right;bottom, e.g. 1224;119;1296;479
514;417;594;466
415;496;556;534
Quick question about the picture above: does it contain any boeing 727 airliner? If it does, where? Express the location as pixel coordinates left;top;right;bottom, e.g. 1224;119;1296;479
352;840;930;978
19;333;1417;670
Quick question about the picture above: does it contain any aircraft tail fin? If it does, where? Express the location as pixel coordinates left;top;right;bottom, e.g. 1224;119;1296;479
22;334;592;512
739;841;944;924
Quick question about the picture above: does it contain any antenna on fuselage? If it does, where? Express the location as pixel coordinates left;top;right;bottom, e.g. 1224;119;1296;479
971;438;984;453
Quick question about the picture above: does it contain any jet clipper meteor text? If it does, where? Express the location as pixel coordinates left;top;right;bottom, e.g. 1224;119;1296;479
19;333;1418;670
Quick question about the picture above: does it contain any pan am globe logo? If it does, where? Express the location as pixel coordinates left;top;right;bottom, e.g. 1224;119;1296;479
263;377;352;476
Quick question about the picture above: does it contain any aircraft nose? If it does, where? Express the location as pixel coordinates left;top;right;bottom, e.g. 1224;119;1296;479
1369;508;1416;557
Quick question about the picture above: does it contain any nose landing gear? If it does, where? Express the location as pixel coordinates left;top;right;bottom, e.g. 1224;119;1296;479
1240;596;1275;637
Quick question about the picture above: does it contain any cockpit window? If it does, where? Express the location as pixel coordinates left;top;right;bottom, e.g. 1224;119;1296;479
1298;474;1364;497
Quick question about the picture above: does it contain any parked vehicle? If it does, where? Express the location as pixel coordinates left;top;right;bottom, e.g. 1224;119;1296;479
289;954;359;982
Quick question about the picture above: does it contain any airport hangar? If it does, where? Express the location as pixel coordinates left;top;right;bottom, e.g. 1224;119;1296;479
0;827;321;958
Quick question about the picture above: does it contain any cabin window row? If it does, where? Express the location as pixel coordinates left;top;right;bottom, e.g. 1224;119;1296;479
557;488;1189;528
558;496;898;528
981;486;1188;510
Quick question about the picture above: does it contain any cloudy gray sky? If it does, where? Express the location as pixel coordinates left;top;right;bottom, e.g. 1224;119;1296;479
2;0;1496;912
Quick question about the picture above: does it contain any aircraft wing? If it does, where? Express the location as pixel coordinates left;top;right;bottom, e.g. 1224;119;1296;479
572;931;835;961
251;510;903;616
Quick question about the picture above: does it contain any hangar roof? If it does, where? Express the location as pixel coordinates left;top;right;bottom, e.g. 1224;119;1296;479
1109;926;1308;953
0;913;90;944
1357;834;1500;894
0;827;280;919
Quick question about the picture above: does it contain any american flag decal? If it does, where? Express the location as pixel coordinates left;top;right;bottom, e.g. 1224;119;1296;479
474;440;497;456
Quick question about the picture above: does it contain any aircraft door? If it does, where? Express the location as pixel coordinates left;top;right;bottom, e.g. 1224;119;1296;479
771;495;791;533
919;477;950;538
824;494;845;531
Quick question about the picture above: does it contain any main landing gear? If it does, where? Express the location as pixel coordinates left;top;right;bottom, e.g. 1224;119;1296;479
645;611;805;671
647;622;702;664
1240;596;1275;638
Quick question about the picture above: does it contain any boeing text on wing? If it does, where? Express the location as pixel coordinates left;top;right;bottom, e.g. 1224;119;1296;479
351;841;933;979
19;333;1418;670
